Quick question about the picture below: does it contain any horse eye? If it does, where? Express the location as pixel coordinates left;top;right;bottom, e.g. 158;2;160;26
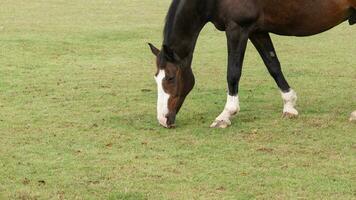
165;76;175;81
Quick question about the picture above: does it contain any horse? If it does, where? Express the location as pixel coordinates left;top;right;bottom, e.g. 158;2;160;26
148;0;356;128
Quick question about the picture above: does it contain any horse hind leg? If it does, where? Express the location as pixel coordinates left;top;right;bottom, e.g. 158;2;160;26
250;32;299;118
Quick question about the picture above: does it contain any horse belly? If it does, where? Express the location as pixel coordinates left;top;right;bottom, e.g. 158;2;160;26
260;0;351;36
265;15;349;36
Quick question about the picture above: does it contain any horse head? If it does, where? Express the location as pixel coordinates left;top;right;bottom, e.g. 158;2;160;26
148;43;195;128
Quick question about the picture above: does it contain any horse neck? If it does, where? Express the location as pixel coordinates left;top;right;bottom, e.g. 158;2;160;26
163;0;210;60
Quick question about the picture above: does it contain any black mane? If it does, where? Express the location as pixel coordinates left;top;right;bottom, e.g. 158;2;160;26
163;0;182;45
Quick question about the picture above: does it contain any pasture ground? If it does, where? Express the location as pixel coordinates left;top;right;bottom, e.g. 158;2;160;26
0;1;355;199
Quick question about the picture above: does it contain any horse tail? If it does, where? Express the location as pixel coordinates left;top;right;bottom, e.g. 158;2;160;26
349;8;356;25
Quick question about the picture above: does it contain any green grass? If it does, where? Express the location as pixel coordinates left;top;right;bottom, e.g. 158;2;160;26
0;1;355;199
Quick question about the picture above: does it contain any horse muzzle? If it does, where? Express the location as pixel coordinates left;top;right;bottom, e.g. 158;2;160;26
157;113;176;128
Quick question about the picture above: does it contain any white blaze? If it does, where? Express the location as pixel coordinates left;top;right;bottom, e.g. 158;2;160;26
154;70;170;127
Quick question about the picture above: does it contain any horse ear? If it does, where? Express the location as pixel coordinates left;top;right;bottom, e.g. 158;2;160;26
148;43;160;56
162;45;181;62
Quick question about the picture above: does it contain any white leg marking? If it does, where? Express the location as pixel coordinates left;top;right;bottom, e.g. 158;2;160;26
154;70;170;127
210;95;240;128
350;111;356;122
281;89;299;117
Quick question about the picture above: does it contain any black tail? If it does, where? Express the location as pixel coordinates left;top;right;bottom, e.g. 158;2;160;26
349;8;356;25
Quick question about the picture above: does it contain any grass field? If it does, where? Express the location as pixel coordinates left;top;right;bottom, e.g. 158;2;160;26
0;1;355;199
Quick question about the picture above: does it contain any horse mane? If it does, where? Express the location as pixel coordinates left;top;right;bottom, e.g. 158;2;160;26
163;0;183;45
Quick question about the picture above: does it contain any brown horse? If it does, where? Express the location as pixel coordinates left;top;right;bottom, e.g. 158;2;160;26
148;0;356;128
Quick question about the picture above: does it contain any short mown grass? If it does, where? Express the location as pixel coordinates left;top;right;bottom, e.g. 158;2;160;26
0;1;355;199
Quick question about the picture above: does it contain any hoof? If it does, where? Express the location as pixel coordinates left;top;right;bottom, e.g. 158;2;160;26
282;107;298;119
210;119;231;128
350;111;356;122
282;112;298;118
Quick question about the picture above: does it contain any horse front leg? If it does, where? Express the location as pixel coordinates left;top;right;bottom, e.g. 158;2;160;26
250;32;299;118
210;26;249;128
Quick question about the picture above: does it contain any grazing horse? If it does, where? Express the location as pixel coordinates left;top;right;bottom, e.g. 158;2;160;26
148;0;356;128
